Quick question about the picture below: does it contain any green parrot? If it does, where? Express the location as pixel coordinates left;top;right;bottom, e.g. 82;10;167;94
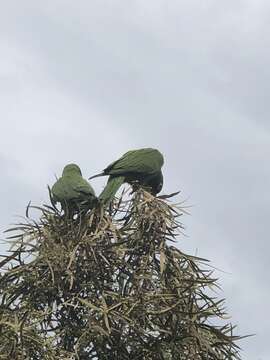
89;148;164;204
51;163;96;216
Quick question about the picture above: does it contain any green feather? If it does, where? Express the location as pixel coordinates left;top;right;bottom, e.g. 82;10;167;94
51;163;96;215
106;148;164;175
90;148;164;205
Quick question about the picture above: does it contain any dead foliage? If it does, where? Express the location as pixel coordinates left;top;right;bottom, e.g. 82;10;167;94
0;189;242;359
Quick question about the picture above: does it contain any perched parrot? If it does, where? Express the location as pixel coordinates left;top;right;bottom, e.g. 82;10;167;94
89;148;164;204
51;163;96;216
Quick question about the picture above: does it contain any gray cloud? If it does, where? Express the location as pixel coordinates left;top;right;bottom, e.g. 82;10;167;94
0;1;269;358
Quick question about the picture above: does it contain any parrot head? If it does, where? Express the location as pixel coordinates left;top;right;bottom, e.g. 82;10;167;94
153;171;163;195
62;163;82;176
144;171;163;195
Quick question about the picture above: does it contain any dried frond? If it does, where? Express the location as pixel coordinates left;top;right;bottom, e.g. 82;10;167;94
0;189;243;359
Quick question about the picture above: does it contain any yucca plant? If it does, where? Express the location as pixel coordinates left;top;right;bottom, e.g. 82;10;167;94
0;188;243;359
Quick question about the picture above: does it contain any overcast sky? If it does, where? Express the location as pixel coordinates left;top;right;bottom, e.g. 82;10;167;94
1;1;269;358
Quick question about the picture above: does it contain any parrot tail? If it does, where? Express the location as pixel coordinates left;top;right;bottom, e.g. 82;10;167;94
88;172;105;180
99;176;125;205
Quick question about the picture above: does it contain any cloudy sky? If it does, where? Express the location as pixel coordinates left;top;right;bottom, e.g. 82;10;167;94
1;1;269;358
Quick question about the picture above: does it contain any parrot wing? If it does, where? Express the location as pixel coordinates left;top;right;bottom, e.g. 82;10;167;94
73;178;96;197
52;176;95;202
105;148;164;175
51;178;76;202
